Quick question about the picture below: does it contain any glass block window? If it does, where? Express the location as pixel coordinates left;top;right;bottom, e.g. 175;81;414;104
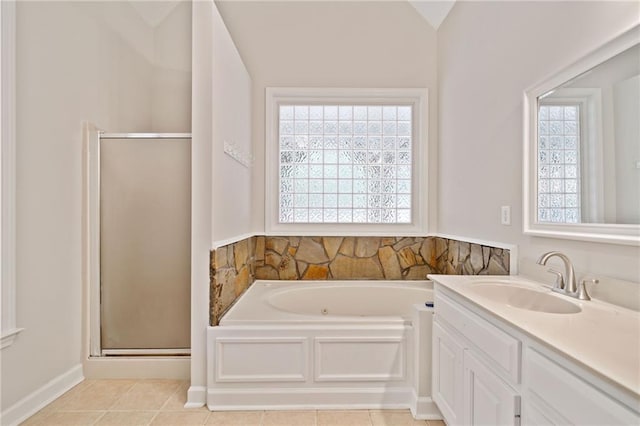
537;104;581;223
278;105;412;224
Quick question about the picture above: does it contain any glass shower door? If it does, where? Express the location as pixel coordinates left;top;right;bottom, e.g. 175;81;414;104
99;136;191;353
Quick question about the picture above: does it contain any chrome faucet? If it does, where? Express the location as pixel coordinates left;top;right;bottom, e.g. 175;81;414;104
536;251;591;300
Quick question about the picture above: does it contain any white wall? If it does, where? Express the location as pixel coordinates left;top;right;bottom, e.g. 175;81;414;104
215;0;438;234
73;0;192;133
1;0;152;413
1;0;192;417
211;2;252;243
152;1;192;133
437;1;640;282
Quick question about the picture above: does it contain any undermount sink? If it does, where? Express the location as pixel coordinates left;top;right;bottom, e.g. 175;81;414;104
469;283;582;314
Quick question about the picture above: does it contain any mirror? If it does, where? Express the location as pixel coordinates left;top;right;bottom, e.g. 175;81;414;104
524;24;640;245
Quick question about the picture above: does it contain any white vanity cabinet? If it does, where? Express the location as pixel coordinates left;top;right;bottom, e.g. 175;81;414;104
432;289;521;426
463;350;521;426
432;321;464;424
432;281;640;426
522;347;639;425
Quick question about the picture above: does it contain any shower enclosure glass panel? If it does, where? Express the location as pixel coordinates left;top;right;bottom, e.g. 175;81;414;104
100;136;191;351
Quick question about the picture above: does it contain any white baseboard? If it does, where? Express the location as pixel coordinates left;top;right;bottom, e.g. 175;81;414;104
0;364;84;426
207;386;414;411
410;391;443;420
83;357;189;379
185;386;206;408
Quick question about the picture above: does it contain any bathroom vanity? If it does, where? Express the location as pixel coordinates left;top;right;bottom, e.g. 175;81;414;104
428;274;640;426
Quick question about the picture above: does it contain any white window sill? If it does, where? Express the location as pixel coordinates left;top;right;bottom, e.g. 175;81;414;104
1;327;24;349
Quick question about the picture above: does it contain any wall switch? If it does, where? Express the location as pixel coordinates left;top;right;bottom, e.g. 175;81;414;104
501;206;511;225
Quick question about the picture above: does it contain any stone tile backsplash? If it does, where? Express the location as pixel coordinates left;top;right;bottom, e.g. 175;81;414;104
255;236;509;280
210;236;256;325
210;235;510;325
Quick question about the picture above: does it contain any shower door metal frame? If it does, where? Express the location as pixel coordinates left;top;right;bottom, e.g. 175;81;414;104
86;127;192;357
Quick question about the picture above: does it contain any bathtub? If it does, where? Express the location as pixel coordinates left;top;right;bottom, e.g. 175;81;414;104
207;280;441;419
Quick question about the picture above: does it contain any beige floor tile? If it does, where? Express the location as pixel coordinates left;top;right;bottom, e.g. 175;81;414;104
205;411;263;425
86;379;138;394
46;379;138;411
138;379;184;393
55;390;124;411
20;379;440;426
19;410;52;426
39;381;95;412
111;380;182;410
94;411;157;426
317;410;372;426
31;411;105;425
262;410;316;426
150;411;210;426
369;410;427;426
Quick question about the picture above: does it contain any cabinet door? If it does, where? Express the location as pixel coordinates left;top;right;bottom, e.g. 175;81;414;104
522;402;569;426
432;321;464;426
463;350;520;426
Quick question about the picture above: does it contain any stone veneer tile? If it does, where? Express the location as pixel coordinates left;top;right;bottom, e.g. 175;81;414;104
323;237;343;259
296;238;329;263
255;236;265;261
329;254;384;280
211;235;510;325
397;247;417;269
265;237;288;255
354;237;381;257
210;236;257;325
255;265;278;280
279;253;298;279
303;264;329;280
378;246;402;280
338;237;356;256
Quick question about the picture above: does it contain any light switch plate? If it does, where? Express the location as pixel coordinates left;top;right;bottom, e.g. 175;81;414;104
501;206;511;225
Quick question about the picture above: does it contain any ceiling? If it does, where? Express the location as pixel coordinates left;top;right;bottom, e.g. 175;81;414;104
408;0;457;30
127;0;456;31
128;0;183;28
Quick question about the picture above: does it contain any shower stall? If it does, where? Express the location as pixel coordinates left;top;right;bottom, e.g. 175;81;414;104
86;128;191;356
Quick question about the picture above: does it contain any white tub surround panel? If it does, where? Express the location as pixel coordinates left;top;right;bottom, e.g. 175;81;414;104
429;274;640;425
208;280;440;420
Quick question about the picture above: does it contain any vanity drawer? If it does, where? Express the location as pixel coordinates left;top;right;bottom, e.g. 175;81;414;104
435;291;521;383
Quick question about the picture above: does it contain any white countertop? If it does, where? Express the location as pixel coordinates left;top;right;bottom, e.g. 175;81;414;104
427;274;640;399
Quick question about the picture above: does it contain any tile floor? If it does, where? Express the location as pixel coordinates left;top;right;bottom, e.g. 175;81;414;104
21;379;446;426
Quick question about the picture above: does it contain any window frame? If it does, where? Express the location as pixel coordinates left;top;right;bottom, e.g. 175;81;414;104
265;87;429;236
